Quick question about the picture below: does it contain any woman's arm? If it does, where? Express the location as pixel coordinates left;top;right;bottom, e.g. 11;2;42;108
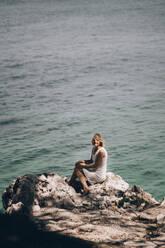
84;159;93;164
75;150;93;169
81;149;105;169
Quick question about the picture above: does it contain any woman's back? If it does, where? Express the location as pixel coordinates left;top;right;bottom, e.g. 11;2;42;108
94;147;107;180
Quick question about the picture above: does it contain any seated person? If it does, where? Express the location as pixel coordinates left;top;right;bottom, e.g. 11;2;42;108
69;133;108;195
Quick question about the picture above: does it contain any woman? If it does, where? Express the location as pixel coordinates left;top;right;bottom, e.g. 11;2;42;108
69;133;108;195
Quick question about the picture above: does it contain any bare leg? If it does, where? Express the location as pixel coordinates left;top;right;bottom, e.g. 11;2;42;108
75;167;89;194
69;160;85;185
69;167;77;185
69;160;89;194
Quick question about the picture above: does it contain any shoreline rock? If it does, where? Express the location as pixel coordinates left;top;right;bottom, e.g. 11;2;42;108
2;172;165;247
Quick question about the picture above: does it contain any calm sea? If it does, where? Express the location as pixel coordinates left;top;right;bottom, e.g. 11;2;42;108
0;0;165;210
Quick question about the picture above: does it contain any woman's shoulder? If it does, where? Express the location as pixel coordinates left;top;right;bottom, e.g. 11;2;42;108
92;147;107;157
99;147;107;157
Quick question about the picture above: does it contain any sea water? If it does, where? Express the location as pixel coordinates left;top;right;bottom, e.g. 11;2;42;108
0;0;165;210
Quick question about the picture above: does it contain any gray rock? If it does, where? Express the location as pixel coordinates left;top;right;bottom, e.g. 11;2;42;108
157;214;165;224
6;202;24;215
2;172;130;214
161;197;165;207
2;171;165;247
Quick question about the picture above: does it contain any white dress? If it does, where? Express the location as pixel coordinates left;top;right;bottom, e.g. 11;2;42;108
83;147;108;184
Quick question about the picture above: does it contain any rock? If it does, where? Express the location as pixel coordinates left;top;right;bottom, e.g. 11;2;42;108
157;214;165;224
2;172;130;215
32;204;40;212
0;213;95;248
138;212;156;223
118;185;158;210
2;171;165;247
6;202;24;215
101;172;129;192
161;197;165;207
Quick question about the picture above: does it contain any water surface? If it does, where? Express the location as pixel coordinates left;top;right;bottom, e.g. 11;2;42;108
0;0;165;210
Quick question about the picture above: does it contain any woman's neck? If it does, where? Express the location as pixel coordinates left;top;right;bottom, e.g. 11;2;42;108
94;145;102;151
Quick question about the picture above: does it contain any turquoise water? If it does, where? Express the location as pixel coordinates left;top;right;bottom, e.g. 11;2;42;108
0;0;165;210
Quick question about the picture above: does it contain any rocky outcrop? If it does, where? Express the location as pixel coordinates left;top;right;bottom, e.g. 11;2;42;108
2;172;130;214
2;172;165;247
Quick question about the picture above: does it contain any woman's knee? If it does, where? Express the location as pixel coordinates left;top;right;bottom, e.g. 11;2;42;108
75;160;84;167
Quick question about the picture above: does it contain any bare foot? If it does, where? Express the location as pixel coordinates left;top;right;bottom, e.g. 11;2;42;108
81;189;89;197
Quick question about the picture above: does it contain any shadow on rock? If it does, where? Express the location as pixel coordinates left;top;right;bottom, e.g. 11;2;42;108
0;213;95;248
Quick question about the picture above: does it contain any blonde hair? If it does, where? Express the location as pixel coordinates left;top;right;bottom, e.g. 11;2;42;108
93;133;104;147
